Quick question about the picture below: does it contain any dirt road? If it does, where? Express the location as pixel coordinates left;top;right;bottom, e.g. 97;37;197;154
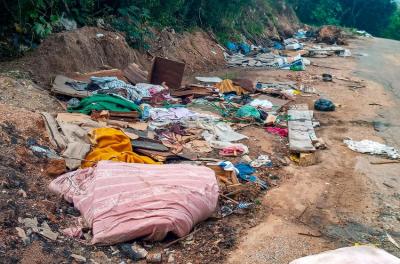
227;38;400;263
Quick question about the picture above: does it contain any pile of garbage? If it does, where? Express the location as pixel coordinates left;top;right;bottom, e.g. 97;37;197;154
38;52;327;254
25;38;345;260
224;28;352;69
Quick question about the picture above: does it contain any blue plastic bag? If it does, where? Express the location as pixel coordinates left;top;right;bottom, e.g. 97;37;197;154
226;41;238;52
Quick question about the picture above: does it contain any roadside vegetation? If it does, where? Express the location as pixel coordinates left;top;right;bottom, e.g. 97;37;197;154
1;0;399;60
0;0;289;59
289;0;400;40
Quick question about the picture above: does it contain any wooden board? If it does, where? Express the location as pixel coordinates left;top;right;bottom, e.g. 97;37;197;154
149;57;185;90
132;138;169;152
41;112;67;150
52;75;91;98
66;69;128;82
123;63;148;84
288;106;316;153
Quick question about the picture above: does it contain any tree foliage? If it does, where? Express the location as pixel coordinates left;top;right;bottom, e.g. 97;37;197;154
1;0;399;58
1;0;281;54
289;0;398;38
384;9;400;40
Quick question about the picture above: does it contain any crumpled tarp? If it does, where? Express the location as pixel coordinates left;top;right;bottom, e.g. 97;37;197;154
82;128;157;168
68;94;142;115
343;138;400;159
290;246;400;264
49;161;219;245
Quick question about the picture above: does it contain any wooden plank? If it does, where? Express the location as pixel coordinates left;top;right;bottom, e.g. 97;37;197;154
288;106;316;153
149;57;185;90
66;69;128;82
52;75;91;98
123;63;148;84
41;112;67;150
132;138;169;152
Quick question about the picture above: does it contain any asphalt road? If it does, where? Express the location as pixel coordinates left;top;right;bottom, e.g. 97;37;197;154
355;37;400;149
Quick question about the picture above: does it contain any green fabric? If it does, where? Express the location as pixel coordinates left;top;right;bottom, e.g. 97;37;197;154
68;94;142;115
236;105;260;119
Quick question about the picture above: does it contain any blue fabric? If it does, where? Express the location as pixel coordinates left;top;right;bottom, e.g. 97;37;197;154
235;163;268;189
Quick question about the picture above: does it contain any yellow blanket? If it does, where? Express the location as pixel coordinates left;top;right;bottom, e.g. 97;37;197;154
215;79;247;95
82;128;158;168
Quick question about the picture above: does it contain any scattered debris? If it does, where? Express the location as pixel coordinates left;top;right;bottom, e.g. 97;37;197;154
386;233;400;249
316;26;347;45
250;155;272;168
146;252;163;263
290;246;399;264
344;139;400;159
314;98;335;111
15;227;30;244
0;24;359;263
71;254;87;263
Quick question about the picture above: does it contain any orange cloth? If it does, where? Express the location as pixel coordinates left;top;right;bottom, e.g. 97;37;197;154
82;128;158;168
215;79;247;95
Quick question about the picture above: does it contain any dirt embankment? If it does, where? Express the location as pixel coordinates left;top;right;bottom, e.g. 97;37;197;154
2;6;300;89
10;27;226;88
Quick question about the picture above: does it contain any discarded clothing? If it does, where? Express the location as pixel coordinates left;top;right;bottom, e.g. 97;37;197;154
250;155;272;168
343;139;400;159
235;163;267;189
184;140;212;153
266;127;288;137
81;128;157;168
89;77;166;102
201;123;247;143
68;94;142;115
219;145;246;157
218;161;240;175
215;79;247;95
150;107;196;121
148;107;200;129
62;142;91;169
49;161;219;245
249;99;274;110
236;105;261;119
314;98;335;111
290;246;400;264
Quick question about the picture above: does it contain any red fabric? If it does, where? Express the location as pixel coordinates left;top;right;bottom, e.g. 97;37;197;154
49;161;219;245
266;127;288;137
219;146;245;156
